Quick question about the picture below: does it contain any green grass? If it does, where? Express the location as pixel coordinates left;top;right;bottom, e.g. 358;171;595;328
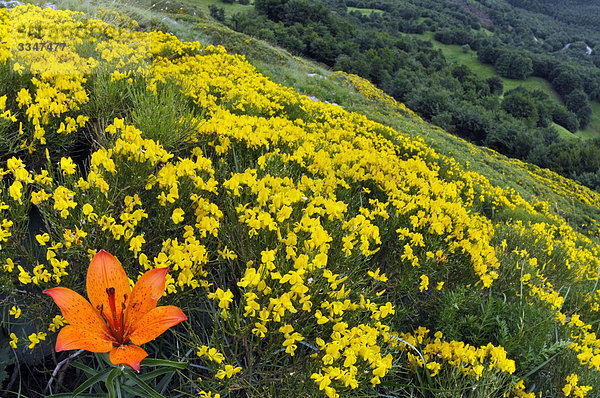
347;6;384;15
189;0;253;16
406;31;600;140
409;32;561;98
553;122;578;140
582;100;600;139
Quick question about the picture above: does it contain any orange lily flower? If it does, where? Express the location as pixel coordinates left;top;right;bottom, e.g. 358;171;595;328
43;250;187;371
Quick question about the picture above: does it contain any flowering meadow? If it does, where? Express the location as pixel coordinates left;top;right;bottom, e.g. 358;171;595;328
2;4;600;397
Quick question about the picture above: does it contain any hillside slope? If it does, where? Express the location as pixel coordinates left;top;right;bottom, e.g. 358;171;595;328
1;4;600;397
220;0;600;194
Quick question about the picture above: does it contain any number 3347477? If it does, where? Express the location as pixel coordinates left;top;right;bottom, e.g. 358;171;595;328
17;42;67;51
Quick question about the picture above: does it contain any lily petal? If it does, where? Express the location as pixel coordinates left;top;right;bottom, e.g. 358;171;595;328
43;287;112;338
55;325;113;353
124;267;168;334
109;344;148;372
87;250;131;332
128;305;187;346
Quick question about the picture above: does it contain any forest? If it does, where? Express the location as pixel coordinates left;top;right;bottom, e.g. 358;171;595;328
210;0;600;190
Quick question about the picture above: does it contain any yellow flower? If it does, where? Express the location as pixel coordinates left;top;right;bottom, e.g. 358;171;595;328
9;181;23;203
9;333;18;349
208;288;234;318
9;306;21;319
16;88;32;107
426;361;441;376
28;332;46;349
129;234;145;254
367;268;388;282
13;62;24;75
197;345;225;363
60;157;76;175
18;266;32;285
36;233;50;246
48;315;66;332
198;392;220;398
172;208;185;224
215;364;242;379
419;275;429;292
218;246;237;260
4;258;15;273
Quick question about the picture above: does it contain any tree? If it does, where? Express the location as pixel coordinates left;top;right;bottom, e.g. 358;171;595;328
283;0;331;26
495;51;533;80
451;103;492;143
434;28;471;45
484;120;536;160
531;55;557;78
552;106;579;132
551;71;582;96
565;89;593;129
478;45;501;65
486;76;503;95
208;5;225;21
255;0;288;21
405;85;452;121
450;64;471;82
540;126;560;145
513;55;533;80
502;91;538;126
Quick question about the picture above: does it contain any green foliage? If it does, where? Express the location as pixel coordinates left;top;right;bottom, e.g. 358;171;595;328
6;3;600;395
494;50;533;80
45;355;187;397
478;45;501;65
552;106;580;132
128;82;200;155
254;0;287;21
208;5;225;21
502;90;539;125
0;334;12;391
566;89;593;129
216;0;600;193
552;71;583;97
434;28;472;46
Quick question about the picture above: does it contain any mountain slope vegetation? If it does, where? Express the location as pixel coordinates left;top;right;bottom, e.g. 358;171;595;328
220;0;600;193
2;2;600;397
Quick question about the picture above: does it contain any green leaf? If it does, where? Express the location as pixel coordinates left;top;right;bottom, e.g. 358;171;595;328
71;362;100;377
47;394;108;398
95;352;113;367
139;368;175;382
120;383;143;396
72;369;110;397
138;368;177;394
115;377;123;398
122;369;166;398
105;367;121;398
141;358;188;369
155;370;177;394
